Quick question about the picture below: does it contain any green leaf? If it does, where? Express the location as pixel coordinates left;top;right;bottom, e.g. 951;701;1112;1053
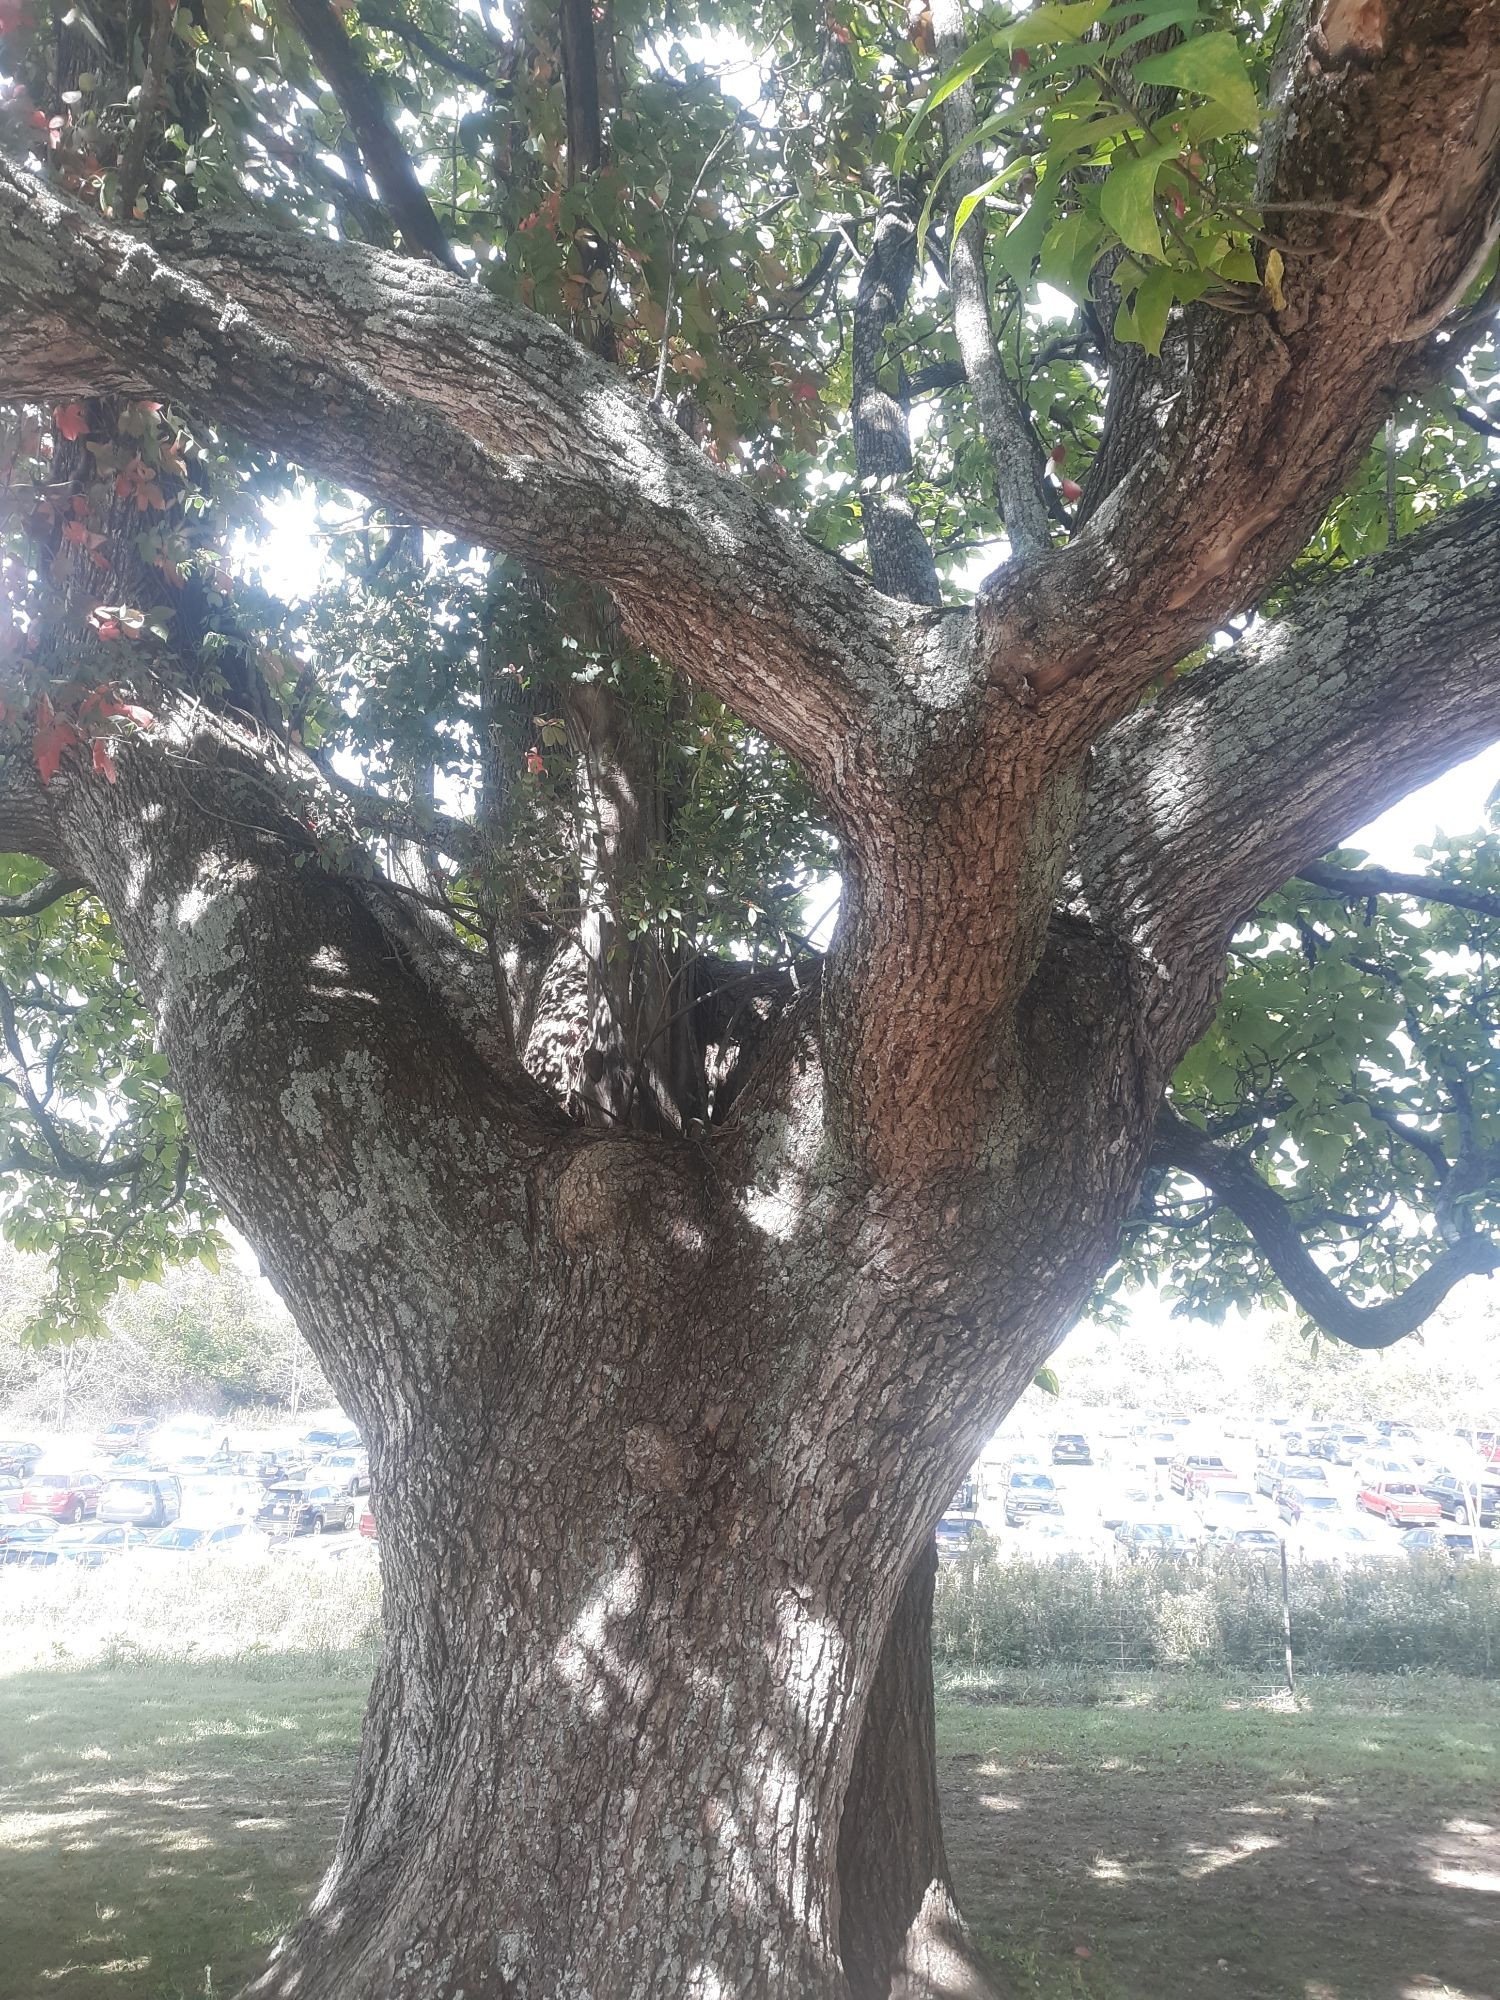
1101;145;1165;262
1132;264;1177;356
951;156;1035;243
1032;1364;1062;1396
1132;32;1261;132
893;38;1000;176
994;174;1060;285
1006;0;1112;45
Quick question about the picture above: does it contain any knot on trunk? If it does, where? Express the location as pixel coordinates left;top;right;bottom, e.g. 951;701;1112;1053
552;1139;708;1259
624;1421;699;1495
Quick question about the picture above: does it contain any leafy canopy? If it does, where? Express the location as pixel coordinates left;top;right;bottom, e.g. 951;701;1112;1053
0;0;1496;1338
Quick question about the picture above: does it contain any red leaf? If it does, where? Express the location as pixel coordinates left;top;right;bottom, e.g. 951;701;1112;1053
91;738;118;783
34;716;80;785
53;402;89;442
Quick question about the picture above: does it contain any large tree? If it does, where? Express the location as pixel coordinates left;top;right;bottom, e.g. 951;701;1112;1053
1;1;1499;1995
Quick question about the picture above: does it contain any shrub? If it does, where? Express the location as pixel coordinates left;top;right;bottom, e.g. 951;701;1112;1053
932;1547;1500;1677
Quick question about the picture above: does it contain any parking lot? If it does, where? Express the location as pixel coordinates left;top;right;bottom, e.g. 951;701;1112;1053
963;1419;1500;1566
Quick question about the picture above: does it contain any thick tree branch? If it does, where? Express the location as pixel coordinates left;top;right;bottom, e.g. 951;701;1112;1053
931;0;1052;561
558;0;604;179
1079;492;1500;978
850;181;941;606
978;0;1500;714
1297;860;1500;922
275;0;459;270
357;2;496;91
1151;1105;1497;1350
0;870;80;917
0;156;909;803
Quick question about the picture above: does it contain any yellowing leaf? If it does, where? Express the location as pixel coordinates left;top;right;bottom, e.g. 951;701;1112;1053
1265;248;1287;312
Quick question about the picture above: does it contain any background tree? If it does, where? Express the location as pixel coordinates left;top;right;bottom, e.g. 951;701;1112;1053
1;1;1499;1996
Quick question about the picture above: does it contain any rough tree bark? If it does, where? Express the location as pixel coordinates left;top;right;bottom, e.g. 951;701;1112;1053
2;3;1500;1994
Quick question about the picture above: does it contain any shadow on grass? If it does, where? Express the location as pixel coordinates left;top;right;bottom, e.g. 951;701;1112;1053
0;1651;373;2000
939;1673;1500;2000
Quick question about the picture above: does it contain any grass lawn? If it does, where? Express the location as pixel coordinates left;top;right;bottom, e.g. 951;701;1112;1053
0;1649;1496;1999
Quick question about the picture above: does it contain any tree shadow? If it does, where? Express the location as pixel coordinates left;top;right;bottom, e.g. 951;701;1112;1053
0;1651;372;1999
941;1689;1500;2000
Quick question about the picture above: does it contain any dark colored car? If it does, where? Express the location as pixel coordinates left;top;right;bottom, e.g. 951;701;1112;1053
1051;1434;1092;1465
1399;1526;1483;1557
1422;1472;1500;1527
1003;1472;1063;1527
19;1469;104;1523
256;1481;357;1537
0;1440;44;1479
98;1474;181;1530
21;1524;131;1567
0;1517;62;1561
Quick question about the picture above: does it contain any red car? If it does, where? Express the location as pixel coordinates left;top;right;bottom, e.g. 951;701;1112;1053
20;1469;104;1524
358;1505;377;1541
1358;1479;1440;1527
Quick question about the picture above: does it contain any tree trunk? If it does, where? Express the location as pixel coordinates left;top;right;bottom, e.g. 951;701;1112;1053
246;1337;903;2000
839;1546;1000;2000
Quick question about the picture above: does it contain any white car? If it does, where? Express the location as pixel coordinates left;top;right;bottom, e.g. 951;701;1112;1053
1197;1486;1258;1527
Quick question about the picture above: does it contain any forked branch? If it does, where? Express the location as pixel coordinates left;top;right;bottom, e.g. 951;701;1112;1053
1152;1106;1497;1350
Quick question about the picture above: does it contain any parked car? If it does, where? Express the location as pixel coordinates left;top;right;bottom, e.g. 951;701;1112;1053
0;1440;43;1479
21;1524;132;1567
1254;1454;1300;1498
1169;1453;1232;1496
1326;1431;1374;1465
139;1521;253;1557
1272;1461;1330;1506
98;1474;181;1530
1212;1525;1283;1553
1050;1433;1092;1466
1301;1521;1398;1563
19;1469;104;1523
357;1504;377;1541
1399;1526;1484;1557
1358;1478;1441;1527
319;1449;370;1495
1279;1487;1344;1527
1003;1471;1063;1527
300;1426;361;1457
256;1481;357;1536
96;1419;153;1457
1422;1472;1500;1527
1197;1486;1257;1527
1114;1520;1196;1557
936;1512;978;1555
0;1516;61;1561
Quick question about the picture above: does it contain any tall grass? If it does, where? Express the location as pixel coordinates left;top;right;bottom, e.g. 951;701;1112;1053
0;1550;382;1677
933;1544;1500;1677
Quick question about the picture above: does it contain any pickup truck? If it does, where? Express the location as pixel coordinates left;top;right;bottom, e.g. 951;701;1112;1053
1357;1479;1441;1527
